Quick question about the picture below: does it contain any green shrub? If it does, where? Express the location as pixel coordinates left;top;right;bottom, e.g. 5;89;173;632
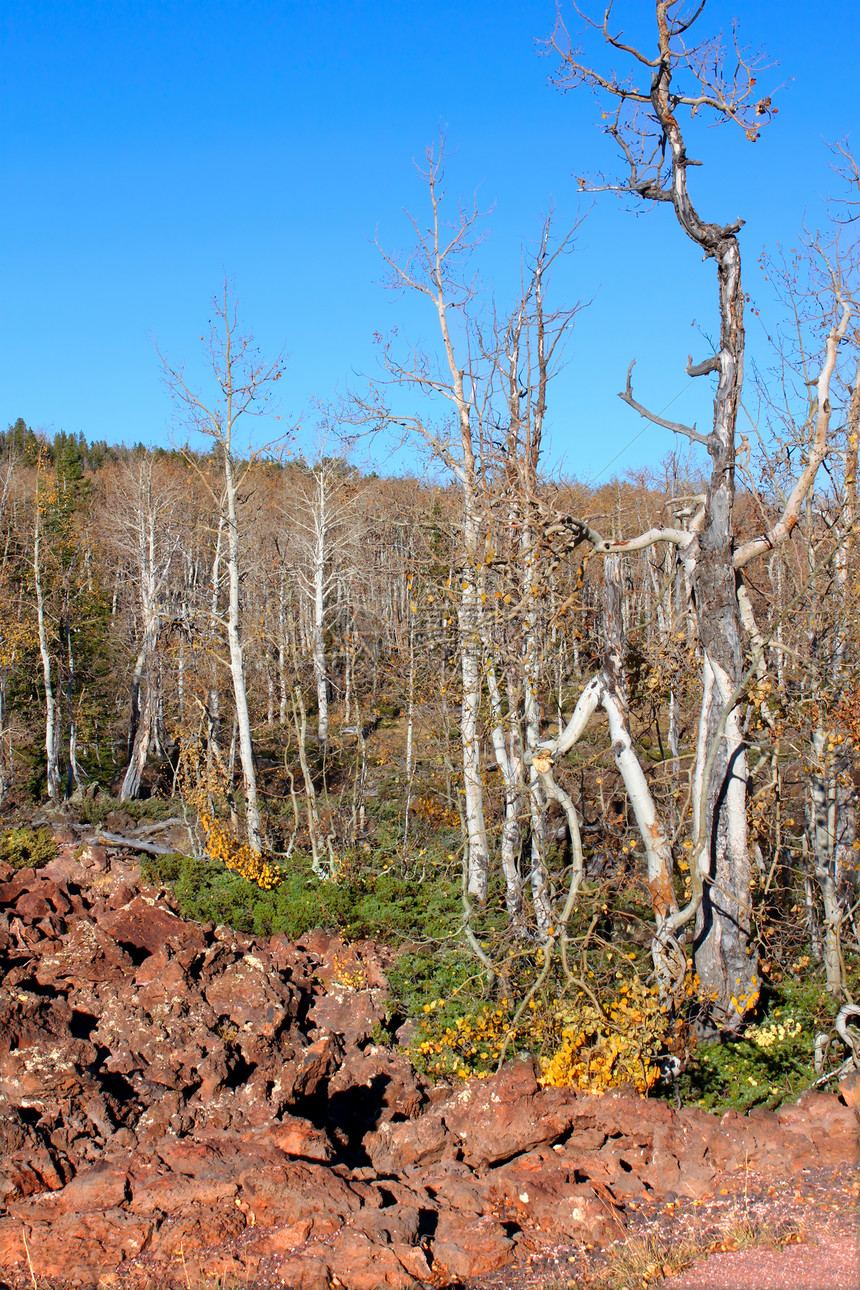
75;795;113;826
387;946;481;1023
0;826;58;870
677;975;842;1112
124;796;183;822
139;849;461;944
77;793;182;826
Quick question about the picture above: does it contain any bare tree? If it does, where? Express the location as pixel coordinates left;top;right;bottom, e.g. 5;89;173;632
160;285;285;853
278;448;361;746
546;0;853;1030
369;145;493;903
367;146;583;923
32;453;61;802
739;165;859;993
105;458;181;799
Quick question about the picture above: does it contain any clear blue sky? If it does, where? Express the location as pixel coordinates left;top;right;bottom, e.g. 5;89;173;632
3;1;857;479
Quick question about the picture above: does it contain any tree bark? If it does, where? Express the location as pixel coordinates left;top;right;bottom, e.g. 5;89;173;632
33;483;61;803
224;448;263;853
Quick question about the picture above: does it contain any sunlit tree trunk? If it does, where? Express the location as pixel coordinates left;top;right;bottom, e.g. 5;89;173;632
161;285;283;854
223;447;263;851
33;469;61;803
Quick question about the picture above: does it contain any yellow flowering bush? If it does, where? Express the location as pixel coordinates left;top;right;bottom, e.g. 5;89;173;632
410;971;677;1094
413;997;533;1080
197;810;282;891
540;974;672;1095
173;729;282;892
330;954;369;991
745;1018;802;1050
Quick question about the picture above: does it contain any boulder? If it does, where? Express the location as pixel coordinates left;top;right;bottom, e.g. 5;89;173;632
432;1212;517;1279
99;894;195;955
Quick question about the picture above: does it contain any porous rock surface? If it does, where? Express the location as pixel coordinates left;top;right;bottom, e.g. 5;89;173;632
0;839;857;1289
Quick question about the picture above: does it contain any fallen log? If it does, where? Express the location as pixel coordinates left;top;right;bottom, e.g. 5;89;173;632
96;830;178;856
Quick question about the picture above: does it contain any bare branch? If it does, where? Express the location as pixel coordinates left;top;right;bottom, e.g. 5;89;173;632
686;353;720;378
619;360;712;445
735;289;853;568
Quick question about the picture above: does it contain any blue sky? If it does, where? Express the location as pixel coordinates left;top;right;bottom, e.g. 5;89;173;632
3;1;857;480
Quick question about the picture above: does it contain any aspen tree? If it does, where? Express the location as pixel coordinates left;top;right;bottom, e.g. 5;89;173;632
160;285;285;853
368;148;583;916
106;458;181;800
548;0;853;1029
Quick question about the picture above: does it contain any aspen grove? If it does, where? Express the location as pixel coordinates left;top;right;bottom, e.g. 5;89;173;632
2;2;858;1098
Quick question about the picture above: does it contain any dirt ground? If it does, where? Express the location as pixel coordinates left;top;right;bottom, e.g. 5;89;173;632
471;1162;859;1290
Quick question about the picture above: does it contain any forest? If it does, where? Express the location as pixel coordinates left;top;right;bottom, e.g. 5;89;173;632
2;1;858;1113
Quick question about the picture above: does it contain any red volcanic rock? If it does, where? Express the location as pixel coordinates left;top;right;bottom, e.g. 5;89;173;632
488;1152;623;1241
41;850;93;887
1;848;858;1290
441;1059;584;1166
326;1045;428;1129
432;1212;517;1279
286;1032;345;1099
352;1201;421;1245
310;985;388;1047
74;841;109;872
128;1173;239;1216
14;891;53;919
0;871;36;903
413;1159;492;1214
838;1068;860;1111
251;1114;333;1160
295;930;392;990
327;1228;430;1289
0;1211;154;1288
8;1163;130;1221
98;895;194;955
143;1200;246;1258
35;919;135;987
203;950;297;1034
366;1105;450;1171
238;1159;362;1230
262;1253;333;1290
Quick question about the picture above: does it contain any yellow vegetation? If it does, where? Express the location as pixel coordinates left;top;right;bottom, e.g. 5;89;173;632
413;971;678;1095
176;731;282;891
198;810;282;889
540;974;671;1095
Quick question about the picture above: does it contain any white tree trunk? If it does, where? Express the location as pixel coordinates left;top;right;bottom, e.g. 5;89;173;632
601;558;677;927
484;653;524;926
522;524;551;935
33;496;61;803
808;729;849;993
0;679;10;805
224;452;263;853
459;543;490;902
312;511;329;744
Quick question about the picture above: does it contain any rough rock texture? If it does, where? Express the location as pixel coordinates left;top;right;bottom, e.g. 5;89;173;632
0;842;857;1289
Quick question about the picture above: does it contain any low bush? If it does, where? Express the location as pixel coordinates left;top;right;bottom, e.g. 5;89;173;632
76;792;182;826
0;825;58;870
399;940;676;1091
540;973;672;1094
678;974;847;1112
140;848;462;943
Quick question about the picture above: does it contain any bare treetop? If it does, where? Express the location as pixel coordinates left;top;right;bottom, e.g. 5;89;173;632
549;0;778;205
159;282;286;462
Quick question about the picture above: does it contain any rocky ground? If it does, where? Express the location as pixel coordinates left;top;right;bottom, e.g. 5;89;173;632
1;827;858;1289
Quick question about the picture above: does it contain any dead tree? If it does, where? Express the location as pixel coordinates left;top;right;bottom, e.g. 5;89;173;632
547;1;852;1031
